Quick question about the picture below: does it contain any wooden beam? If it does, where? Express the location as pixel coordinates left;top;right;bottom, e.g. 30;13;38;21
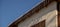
57;2;60;27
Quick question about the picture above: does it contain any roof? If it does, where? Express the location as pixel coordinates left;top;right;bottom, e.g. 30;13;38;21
9;0;59;27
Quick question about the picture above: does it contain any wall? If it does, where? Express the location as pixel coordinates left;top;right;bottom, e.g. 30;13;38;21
18;1;58;27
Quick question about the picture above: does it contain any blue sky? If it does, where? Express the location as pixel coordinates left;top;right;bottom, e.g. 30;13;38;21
0;0;42;27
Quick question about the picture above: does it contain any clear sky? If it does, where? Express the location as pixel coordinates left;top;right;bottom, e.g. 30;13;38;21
0;0;42;27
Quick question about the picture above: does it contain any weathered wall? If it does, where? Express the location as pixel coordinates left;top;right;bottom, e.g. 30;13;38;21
18;1;57;27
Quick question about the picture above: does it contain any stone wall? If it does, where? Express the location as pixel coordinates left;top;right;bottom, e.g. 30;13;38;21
18;1;58;27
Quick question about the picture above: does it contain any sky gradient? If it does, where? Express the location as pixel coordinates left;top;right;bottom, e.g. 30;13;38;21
0;0;42;27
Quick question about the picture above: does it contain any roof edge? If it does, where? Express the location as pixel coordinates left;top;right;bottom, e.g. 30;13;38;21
9;0;57;27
